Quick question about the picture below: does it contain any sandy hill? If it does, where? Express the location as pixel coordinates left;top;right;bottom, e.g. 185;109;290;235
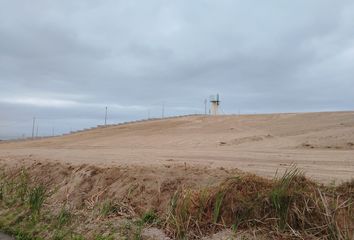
1;111;354;183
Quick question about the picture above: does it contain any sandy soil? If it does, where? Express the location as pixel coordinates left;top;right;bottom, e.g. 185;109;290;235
1;111;354;184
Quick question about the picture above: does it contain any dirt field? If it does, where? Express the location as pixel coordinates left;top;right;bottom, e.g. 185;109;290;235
1;111;354;239
1;111;353;184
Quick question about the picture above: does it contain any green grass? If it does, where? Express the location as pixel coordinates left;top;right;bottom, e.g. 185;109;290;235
17;169;29;203
0;171;63;240
28;185;46;215
56;208;72;227
168;190;193;239
14;231;41;240
126;210;159;240
100;201;117;217
52;230;68;240
70;234;85;240
94;234;114;240
117;220;145;240
197;189;209;222
213;191;224;224
270;167;302;230
141;210;158;225
0;184;3;201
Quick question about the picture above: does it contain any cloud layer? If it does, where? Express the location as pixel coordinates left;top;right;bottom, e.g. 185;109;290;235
1;0;354;139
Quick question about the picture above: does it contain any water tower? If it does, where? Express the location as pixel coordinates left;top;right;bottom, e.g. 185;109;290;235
210;94;220;115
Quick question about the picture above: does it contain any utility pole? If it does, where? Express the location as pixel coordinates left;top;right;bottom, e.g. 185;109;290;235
31;117;36;139
204;99;207;115
162;103;165;118
52;127;55;136
36;126;39;138
148;110;150;119
104;106;108;126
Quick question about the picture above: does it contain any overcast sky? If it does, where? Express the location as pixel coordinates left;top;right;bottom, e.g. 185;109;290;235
1;1;354;139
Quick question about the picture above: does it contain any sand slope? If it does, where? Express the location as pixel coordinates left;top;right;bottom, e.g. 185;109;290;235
1;111;354;183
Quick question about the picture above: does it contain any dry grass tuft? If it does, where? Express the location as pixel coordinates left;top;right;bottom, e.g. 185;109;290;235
165;169;353;239
1;164;352;239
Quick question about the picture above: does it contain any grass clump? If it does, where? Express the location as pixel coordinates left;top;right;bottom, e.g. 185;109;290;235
166;190;193;238
166;168;353;239
17;169;29;203
28;185;46;215
270;167;302;230
141;210;158;225
166;176;271;238
0;169;32;208
212;191;224;224
100;201;117;217
126;210;159;240
70;234;85;240
52;230;67;240
56;208;72;227
100;200;135;218
14;231;39;240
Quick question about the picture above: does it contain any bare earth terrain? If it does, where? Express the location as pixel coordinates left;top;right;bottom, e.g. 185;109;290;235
1;111;353;239
1;111;354;184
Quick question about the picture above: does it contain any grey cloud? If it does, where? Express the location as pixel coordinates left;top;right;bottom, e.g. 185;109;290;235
1;0;354;138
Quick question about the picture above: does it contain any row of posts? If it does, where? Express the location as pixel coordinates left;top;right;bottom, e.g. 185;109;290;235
30;97;219;139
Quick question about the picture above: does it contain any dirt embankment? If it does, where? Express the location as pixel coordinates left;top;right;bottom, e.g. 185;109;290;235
0;159;353;239
1;159;240;214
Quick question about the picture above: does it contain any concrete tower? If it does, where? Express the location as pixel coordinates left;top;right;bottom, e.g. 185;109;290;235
210;94;220;115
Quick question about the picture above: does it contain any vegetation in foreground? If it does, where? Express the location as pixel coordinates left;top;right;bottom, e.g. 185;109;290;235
166;167;353;239
0;166;353;240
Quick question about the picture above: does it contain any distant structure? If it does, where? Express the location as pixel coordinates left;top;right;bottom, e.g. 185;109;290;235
162;103;165;118
210;94;220;115
104;106;108;126
31;117;36;139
